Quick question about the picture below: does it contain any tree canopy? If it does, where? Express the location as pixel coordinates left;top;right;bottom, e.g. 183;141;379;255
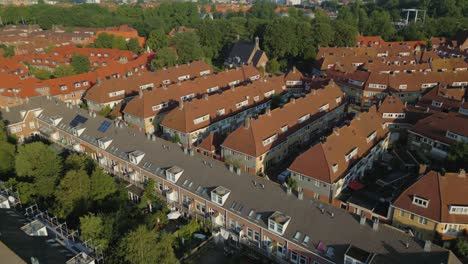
71;53;91;74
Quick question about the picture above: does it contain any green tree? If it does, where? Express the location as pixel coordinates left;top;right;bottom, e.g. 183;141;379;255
171;32;204;63
55;170;90;218
90;168;118;202
127;38;140;53
79;214;113;250
150;47;177;70
448;142;468;170
248;0;277;19
112;36;128;50
146;28;169;51
93;33;114;49
266;58;280;74
176;219;200;241
53;65;76;78
71;53;90;74
0;44;15;57
366;10;395;41
287;177;298;190
456;239;468;257
30;67;52;80
139;179;158;212
0;121;15;178
333;20;358;47
15;142;62;199
118;225;178;264
64;153;95;174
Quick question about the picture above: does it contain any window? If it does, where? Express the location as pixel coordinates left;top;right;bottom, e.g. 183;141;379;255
449;206;468;215
399;84;407;90
29;121;35;129
369;83;387;89
216;109;225;116
253;95;260;101
345;147;358;162
269;221;275;230
281;125;288;133
181;93;195;101
109;90;125;98
207;86;219;93
399;210;406;217
302;235;310;245
315;180;320;187
262;134;278;146
290;251;298;263
332;164;338;173
193;115;210;125
60;85;67;91
336;97;342;104
247;228;253;238
294;231;301;240
74;82;81;88
431;100;443;108
418;217;428;225
366;131;377;143
264;90;275;98
236;99;248;109
314;193;320;200
254;231;260;241
297;114;310;124
319;103;329;112
82;81;89;86
152;102;168;111
410;213;415;220
412;196;429;208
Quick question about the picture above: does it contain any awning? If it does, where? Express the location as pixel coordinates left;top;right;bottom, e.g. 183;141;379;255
167;211;181;220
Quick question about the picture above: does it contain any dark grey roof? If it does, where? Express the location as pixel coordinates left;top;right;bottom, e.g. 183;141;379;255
13;96;460;264
225;41;256;66
0;209;71;263
251;50;265;66
0;98;44;125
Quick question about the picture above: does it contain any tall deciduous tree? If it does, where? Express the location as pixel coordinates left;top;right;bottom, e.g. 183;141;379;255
64;153;95;174
146;28;169;51
139;179;158;212
150;47;177;70
79;214;113;250
15;142;62;199
55;170;90;218
118;225;178;264
90;168;118;202
171;32;204;63
127;38;140;54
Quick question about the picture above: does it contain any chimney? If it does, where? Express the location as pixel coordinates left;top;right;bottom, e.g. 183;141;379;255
203;94;208;100
290;97;296;104
255;36;259;49
355;113;361;120
244;117;250;128
298;190;303;200
424;240;432;252
311;89;316;95
372;218;379;231
139;89;143;98
287;187;292;196
360;213;366;225
179;100;184;110
266;108;271;116
458;169;466;178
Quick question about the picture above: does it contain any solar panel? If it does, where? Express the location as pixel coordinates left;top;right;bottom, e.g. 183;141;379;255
98;121;112;133
69;114;88;127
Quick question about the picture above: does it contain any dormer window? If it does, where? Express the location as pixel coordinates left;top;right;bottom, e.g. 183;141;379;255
336;97;342;104
166;166;184;183
178;75;190;81
98;137;113;150
152;102;168;111
50;116;63;126
60;85;67;91
264;90;275;98
281;125;288;133
129;151;145;165
236;99;248;109
319;104;330;112
449;205;468;215
297;114;310;124
193;114;209;125
211;186;231;206
162;79;170;85
72;126;85;137
431;100;443;108
262;134;278;146
412;196;429;208
216;109;225;116
200;70;210;76
207;86;219;93
399;84;407;90
332;164;338;173
366;131;377;143
268;211;291;235
345;147;358;162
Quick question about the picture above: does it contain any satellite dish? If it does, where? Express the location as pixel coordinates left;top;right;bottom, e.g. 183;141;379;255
8;196;16;203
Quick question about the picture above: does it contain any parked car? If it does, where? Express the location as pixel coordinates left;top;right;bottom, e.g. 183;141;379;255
277;170;291;184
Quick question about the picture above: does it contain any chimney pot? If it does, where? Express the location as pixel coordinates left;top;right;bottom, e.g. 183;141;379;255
458;169;466;178
266;108;271;116
290;97;296;104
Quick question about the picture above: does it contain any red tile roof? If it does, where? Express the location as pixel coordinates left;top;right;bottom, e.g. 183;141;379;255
409;111;468;145
394;170;468;223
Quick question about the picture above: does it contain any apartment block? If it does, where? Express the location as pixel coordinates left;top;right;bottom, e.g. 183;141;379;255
85;60;214;111
160;75;286;147
221;81;345;175
1;96;457;264
288;106;390;203
408;111;468;159
392;170;468;245
122;66;261;133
